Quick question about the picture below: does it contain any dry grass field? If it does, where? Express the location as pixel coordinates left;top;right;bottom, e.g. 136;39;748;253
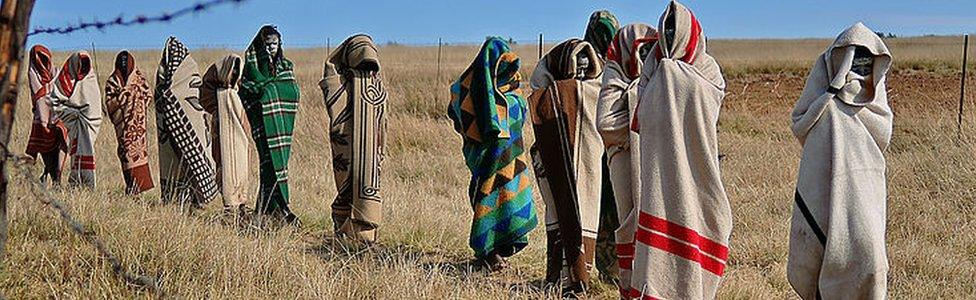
1;35;975;298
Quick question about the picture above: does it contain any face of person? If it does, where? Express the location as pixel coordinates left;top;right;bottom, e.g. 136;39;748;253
264;34;280;57
851;49;873;77
664;12;676;51
119;53;128;70
638;42;654;61
576;53;590;79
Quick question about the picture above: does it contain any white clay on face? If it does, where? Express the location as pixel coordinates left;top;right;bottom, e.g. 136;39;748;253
265;34;280;57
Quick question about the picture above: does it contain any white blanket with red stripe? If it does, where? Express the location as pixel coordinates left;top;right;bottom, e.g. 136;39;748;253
52;51;102;188
628;1;731;299
788;22;892;300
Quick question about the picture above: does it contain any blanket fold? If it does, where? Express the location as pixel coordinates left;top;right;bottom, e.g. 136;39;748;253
628;2;731;299
448;37;538;260
787;22;892;300
320;34;387;242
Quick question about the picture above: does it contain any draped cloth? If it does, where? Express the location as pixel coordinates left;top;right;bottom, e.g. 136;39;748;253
105;50;154;194
240;25;300;218
201;54;252;209
25;45;69;182
319;34;387;242
155;36;218;204
584;10;620;58
583;10;622;282
448;37;537;260
628;2;731;299
528;38;604;290
788;23;892;300
597;23;658;296
51;51;102;188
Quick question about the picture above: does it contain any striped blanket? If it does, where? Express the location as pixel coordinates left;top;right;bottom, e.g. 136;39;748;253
598;23;658;295
320;34;387;242
26;45;70;183
52;51;102;188
584;10;621;283
628;2;731;299
528;38;605;291
105;50;154;194
155;36;218;205
240;25;300;219
448;37;537;260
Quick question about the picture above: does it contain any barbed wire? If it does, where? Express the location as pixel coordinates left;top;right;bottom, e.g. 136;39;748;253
3;152;162;295
28;0;247;36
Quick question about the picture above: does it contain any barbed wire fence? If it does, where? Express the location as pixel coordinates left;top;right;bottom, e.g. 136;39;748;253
28;0;247;36
1;0;255;297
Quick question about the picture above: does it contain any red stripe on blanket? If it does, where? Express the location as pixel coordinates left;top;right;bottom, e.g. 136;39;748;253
683;11;702;64
617;243;635;256
72;155;95;170
635;227;726;276
638;212;729;260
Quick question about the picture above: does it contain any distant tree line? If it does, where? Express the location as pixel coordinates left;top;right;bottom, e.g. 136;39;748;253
875;32;897;39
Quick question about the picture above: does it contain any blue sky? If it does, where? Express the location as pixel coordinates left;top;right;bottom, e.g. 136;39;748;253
26;0;976;50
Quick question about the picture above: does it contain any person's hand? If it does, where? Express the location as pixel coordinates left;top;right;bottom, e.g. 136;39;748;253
834;78;863;104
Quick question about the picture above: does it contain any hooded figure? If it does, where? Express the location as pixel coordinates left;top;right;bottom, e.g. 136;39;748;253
104;50;154;194
596;23;658;296
788;23;892;300
584;10;620;59
240;25;301;222
155;36;218;205
582;9;623;284
201;54;252;213
51;51;102;188
319;34;387;243
628;2;731;299
528;38;605;293
25;45;70;183
447;37;538;271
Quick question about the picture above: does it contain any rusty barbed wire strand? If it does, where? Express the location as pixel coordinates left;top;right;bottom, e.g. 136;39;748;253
4;149;163;295
28;0;247;36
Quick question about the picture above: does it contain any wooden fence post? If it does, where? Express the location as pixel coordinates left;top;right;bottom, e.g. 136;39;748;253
959;34;969;138
0;0;36;262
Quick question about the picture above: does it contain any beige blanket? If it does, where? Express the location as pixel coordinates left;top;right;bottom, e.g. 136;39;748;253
52;51;102;189
596;22;657;295
629;2;731;299
528;38;604;290
788;22;892;300
320;34;387;242
201;54;252;209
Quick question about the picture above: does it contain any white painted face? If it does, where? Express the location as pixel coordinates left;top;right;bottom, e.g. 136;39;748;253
264;34;280;58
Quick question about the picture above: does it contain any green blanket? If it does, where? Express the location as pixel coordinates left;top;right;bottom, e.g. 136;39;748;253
240;25;300;216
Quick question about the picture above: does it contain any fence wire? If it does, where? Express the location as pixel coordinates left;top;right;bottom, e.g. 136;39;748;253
28;0;247;36
6;153;162;295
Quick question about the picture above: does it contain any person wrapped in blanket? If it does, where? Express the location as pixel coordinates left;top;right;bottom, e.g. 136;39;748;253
155;36;218;206
447;37;538;271
25;45;70;184
239;25;301;224
104;50;154;195
52;51;102;189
